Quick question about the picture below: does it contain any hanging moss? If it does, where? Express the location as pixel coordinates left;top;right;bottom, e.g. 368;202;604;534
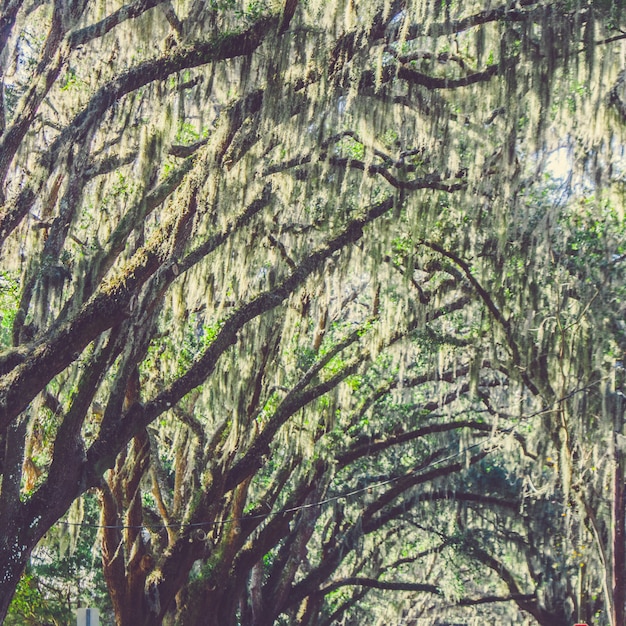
2;2;626;625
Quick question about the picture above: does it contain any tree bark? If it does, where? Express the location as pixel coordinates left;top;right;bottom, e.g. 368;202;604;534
611;393;626;626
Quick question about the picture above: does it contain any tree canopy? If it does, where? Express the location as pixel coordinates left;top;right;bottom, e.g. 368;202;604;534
1;0;626;624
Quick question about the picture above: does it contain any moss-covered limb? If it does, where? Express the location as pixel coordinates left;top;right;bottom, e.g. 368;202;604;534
350;366;474;432
223;314;416;493
17;149;92;332
1;176;267;429
420;489;521;512
85;154;197;301
129;424;237;622
457;592;538;607
282;450;491;616
0;180;38;248
339;419;493;470
418;239;542;396
266;142;469;193
324;2;400;77
99;323;158;440
381;255;430;304
326;156;468;192
178;183;272;272
281;320;372;398
67;0;168;48
171;406;204;450
83;151;138;180
168;136;209;158
397;62;501;90
44;330;121;485
0;16;277;248
322;576;442;595
224;359;363;492
419;241;508;332
0;0;23;58
465;542;564;626
46;16;278;168
205;5;476;174
201;476;256;591
0;22;68;189
0;240;163;427
0;0;22;135
307;295;475;436
147;333;364;528
402;1;544;40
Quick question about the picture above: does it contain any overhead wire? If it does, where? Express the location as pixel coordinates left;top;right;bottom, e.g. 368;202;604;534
54;377;603;532
54;418;529;532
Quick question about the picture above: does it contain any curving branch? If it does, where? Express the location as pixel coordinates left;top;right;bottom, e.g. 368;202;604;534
322;576;441;595
397;61;500;90
0;15;278;248
68;0;167;47
418;239;541;396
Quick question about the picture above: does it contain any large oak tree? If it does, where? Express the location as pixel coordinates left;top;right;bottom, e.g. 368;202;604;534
1;0;626;624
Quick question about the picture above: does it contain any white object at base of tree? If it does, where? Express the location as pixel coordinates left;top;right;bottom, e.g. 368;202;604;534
76;607;100;626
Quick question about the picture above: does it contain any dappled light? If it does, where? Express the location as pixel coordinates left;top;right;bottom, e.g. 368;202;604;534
1;1;626;625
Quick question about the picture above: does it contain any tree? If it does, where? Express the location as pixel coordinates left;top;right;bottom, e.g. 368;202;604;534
5;492;113;625
1;0;626;624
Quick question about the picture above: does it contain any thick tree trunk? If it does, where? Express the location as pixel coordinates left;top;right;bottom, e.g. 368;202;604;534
611;460;625;626
0;484;76;622
0;406;89;621
0;415;35;621
611;391;626;626
0;526;32;621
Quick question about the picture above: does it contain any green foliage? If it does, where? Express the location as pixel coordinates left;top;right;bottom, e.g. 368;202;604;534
0;271;19;348
175;121;201;144
3;2;626;625
5;571;58;626
7;496;113;625
560;196;626;267
207;0;272;23
142;314;224;385
335;136;365;161
60;67;82;92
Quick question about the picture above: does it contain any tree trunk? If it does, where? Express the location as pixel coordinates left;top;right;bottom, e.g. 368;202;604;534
611;392;626;626
0;527;32;621
0;415;36;621
0;480;79;622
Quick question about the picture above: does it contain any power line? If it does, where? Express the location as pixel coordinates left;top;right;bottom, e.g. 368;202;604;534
55;422;515;533
55;378;601;533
